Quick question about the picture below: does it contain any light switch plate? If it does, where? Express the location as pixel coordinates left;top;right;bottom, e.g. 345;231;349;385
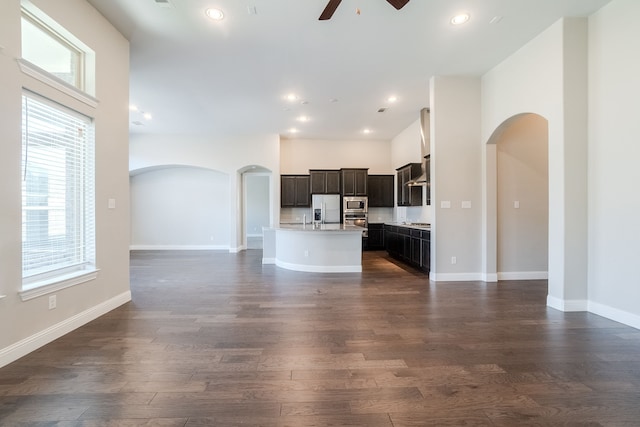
514;201;520;209
462;201;471;209
441;201;451;209
108;198;116;209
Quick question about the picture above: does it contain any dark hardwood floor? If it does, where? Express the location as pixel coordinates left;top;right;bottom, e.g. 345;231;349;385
1;250;640;426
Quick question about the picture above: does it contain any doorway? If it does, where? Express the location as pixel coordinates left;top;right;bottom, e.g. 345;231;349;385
243;172;271;250
486;113;549;280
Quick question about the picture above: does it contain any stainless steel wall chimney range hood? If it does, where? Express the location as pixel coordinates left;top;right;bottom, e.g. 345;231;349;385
407;107;430;186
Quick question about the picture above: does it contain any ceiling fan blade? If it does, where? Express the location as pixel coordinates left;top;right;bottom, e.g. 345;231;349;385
319;0;342;20
386;0;409;10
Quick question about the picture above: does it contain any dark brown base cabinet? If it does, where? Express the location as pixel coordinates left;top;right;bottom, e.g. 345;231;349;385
365;223;385;250
384;224;430;274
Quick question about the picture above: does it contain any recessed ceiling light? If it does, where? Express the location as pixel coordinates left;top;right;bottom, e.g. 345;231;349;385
285;93;299;102
129;104;139;112
363;128;372;134
451;13;470;25
205;8;224;21
143;112;153;120
296;115;310;122
387;96;398;103
289;128;299;134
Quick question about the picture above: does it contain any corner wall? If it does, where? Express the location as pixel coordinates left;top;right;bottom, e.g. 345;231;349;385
587;0;640;328
481;18;589;310
430;76;482;280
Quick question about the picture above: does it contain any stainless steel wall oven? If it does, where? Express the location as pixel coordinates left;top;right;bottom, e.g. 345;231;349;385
343;196;368;236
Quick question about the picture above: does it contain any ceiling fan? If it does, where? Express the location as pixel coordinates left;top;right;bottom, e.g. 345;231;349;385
319;0;410;20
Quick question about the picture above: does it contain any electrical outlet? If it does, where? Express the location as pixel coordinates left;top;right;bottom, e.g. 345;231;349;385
304;250;309;257
48;295;57;310
451;256;457;265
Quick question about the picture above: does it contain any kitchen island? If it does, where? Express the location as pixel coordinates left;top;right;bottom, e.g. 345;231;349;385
263;224;364;273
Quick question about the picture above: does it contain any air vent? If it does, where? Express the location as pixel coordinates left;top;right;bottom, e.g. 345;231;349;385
154;0;174;8
377;107;387;113
132;121;144;126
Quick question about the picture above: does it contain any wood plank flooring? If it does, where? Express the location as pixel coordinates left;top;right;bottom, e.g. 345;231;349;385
1;250;640;426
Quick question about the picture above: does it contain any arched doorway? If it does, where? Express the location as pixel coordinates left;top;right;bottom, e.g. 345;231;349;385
240;166;272;251
484;113;549;281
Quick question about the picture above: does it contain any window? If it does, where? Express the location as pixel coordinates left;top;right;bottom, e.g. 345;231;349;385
21;92;95;290
21;11;84;91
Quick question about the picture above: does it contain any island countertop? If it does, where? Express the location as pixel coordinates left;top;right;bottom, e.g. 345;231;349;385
278;223;365;232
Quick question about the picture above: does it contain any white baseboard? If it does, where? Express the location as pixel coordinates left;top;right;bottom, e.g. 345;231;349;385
430;272;484;282
275;260;361;273
482;273;498;282
0;291;132;368
247;234;263;238
546;295;588;312
588;301;640;331
130;245;228;251
430;271;547;282
229;245;246;253
498;271;548;280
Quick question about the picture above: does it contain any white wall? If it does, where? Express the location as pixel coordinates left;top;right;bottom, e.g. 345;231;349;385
130;167;230;249
129;133;280;251
430;76;482;280
280;138;393;174
391;119;422;168
587;0;640;328
481;18;589;310
496;114;549;277
0;0;130;366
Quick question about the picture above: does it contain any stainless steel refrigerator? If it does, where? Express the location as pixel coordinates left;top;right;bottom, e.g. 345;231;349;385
312;194;341;223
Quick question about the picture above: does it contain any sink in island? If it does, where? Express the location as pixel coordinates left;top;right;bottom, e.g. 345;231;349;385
262;223;364;273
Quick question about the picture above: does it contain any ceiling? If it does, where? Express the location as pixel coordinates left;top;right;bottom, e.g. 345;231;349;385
86;0;610;140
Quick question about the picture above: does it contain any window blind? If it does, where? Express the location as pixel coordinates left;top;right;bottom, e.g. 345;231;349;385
21;91;95;281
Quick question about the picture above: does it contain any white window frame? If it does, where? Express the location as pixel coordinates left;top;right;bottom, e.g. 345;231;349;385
18;3;99;301
20;91;98;302
21;11;85;90
19;1;98;107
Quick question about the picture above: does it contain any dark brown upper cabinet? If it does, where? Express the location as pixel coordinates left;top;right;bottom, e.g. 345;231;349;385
341;168;368;196
396;163;423;206
367;175;394;207
310;170;341;194
281;175;310;207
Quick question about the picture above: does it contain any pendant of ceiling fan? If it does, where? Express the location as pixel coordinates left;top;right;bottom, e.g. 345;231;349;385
319;0;410;21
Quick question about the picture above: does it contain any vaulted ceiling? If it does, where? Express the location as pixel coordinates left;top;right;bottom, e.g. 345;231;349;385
87;0;610;140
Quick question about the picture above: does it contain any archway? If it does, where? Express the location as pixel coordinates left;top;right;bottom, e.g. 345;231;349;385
484;113;549;282
238;166;273;251
129;165;230;250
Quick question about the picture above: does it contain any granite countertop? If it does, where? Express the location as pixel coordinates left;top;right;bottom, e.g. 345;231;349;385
278;223;365;232
385;222;431;230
